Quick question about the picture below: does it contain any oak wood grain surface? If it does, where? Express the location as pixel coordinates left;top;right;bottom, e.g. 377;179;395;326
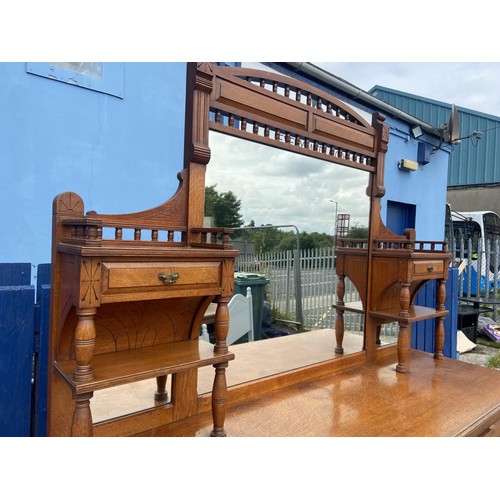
133;348;500;437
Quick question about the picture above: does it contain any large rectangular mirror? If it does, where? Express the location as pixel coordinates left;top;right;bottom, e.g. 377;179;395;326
206;130;373;357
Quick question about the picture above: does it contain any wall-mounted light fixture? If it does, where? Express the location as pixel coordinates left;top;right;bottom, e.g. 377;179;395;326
399;159;418;172
410;125;423;139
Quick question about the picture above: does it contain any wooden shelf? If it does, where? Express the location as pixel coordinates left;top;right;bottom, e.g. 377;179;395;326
54;340;234;395
370;305;448;324
333;301;364;313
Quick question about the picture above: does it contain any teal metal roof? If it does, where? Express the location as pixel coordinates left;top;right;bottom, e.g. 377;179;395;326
369;85;500;187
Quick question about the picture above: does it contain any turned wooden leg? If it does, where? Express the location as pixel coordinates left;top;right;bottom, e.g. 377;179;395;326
211;362;229;437
396;323;410;373
434;278;447;360
73;307;97;382
434;317;445;360
154;375;169;402
399;282;410;319
71;393;93;436
396;283;411;373
214;296;230;355
335;274;345;354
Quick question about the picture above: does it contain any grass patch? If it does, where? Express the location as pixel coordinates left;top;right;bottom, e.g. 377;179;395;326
486;351;500;369
477;337;500;349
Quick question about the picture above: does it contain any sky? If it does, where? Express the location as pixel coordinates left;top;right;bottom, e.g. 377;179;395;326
316;62;500;118
206;131;371;234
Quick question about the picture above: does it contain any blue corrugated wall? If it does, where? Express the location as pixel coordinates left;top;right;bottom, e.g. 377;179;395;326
370;85;500;187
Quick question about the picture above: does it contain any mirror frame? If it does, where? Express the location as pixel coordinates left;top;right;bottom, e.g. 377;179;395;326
183;62;391;355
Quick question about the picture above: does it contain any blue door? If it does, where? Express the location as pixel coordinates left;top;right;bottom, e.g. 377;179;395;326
386;200;416;236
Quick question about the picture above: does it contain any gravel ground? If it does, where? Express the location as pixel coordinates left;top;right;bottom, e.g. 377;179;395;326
458;339;500;369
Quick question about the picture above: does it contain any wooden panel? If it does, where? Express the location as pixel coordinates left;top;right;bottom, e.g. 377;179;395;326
172;369;199;420
215;79;309;130
93;403;174;437
313;114;375;151
341;254;368;299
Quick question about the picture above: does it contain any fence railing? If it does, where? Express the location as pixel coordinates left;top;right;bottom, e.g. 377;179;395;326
237;247;380;333
237;240;489;335
452;236;500;321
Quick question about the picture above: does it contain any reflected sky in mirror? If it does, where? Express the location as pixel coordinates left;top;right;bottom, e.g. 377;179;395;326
207;132;371;234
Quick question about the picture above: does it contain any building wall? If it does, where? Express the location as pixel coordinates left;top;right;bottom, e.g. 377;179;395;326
381;117;450;241
0;62;187;269
447;184;500;215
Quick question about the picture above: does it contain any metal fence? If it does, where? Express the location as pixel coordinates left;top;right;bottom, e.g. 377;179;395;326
453;237;500;320
237;237;500;334
236;247;379;333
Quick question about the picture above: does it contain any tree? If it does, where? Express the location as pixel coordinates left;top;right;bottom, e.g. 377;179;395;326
347;223;369;239
204;185;218;218
204;184;244;228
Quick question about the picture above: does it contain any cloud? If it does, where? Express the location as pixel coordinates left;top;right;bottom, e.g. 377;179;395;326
207;132;370;234
316;62;500;118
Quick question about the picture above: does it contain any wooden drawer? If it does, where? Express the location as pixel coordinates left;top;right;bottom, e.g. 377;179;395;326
412;260;445;277
101;261;221;295
464;407;500;437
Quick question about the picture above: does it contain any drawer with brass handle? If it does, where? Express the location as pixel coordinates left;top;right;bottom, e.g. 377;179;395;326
100;261;221;298
412;260;445;277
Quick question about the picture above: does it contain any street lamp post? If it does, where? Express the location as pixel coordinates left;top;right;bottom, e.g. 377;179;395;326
329;199;339;249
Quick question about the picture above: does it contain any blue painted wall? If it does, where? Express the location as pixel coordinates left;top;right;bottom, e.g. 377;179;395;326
381;116;450;241
0;62;187;269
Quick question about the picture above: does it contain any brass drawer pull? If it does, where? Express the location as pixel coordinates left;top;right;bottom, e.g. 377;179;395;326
427;266;434;272
158;272;179;284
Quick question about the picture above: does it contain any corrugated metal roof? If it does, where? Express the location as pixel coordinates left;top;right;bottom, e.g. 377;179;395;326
370;86;500;187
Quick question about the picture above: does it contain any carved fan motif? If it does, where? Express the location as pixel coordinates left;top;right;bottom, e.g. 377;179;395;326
92;298;204;354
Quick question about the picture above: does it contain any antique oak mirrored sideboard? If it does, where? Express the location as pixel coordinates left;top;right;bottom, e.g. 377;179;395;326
46;62;500;438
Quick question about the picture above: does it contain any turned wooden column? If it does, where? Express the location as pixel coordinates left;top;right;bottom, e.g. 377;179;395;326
399;282;411;318
155;375;169;402
396;282;411;373
434;278;447;360
211;362;229;437
73;307;97;382
72;392;93;436
214;296;230;354
210;296;231;436
396;323;410;373
335;274;345;354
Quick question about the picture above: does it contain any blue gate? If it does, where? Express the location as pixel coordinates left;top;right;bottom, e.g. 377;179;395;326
0;263;50;436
